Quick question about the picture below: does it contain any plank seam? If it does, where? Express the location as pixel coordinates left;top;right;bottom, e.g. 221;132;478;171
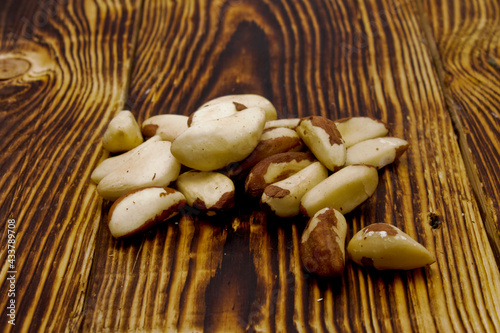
415;0;500;265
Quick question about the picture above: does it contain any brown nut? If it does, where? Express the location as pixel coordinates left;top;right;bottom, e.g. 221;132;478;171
176;171;235;215
102;110;144;153
97;141;181;201
345;137;409;168
347;223;436;270
335;116;389;148
300;207;348;278
224;127;304;178
261;161;328;217
245;152;316;198
296;116;346;171
300;164;379;217
108;187;186;238
141;114;189;141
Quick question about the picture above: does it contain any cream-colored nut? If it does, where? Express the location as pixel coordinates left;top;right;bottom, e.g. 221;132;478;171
102;110;143;153
97;141;181;201
261;161;328;217
296;116;346;171
300;207;348;278
224;127;304;178
108;187;186;238
335;116;389;148
142;114;188;141
347;223;436;270
245;152;316;198
91;135;162;184
188;102;240;127
199;94;277;122
176;171;235;215
300;164;379;217
171;107;266;171
345;137;409;168
264;118;301;130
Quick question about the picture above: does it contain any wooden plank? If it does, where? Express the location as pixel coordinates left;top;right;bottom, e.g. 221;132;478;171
419;0;500;261
83;0;500;331
0;0;140;331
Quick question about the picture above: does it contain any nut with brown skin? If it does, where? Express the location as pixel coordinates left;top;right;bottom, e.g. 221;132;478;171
335;116;389;148
224;127;304;179
264;118;301;130
141;114;189;141
91;135;162;184
300;164;379;217
261;161;328;217
300;207;348;278
108;187;186;238
198;94;277;122
245;152;316;198
347;223;436;270
102;110;144;153
296;116;346;171
188;102;240;127
171;107;266;171
176;171;235;215
345;137;409;168
97;140;181;201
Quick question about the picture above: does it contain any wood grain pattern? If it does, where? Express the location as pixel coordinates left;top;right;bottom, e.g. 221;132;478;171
0;0;140;331
1;0;500;331
84;0;500;332
420;0;500;261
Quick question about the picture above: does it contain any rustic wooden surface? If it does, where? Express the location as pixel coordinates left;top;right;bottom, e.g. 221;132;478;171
0;0;141;331
420;0;500;261
1;0;500;332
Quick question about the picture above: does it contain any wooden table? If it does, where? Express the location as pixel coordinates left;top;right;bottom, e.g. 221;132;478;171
1;0;500;331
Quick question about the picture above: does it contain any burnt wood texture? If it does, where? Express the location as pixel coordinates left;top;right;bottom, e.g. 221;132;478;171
1;0;500;332
421;0;500;261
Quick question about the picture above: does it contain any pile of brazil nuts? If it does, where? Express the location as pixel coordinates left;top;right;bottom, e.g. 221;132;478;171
91;94;435;278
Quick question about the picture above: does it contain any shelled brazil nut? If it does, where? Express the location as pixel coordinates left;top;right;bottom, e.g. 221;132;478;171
261;161;328;218
170;107;266;171
345;137;409;168
97;140;181;201
245;152;316;198
334;116;389;147
142;114;189;141
347;223;435;270
300;207;348;278
102;110;143;153
224;127;304;179
176;171;235;216
108;187;186;238
195;94;278;123
92;94;434;278
296;116;346;171
91;135;162;184
299;164;379;217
